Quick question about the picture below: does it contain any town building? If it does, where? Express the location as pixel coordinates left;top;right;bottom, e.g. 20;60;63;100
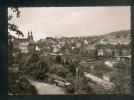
13;31;35;53
98;39;109;45
98;49;104;56
109;39;130;45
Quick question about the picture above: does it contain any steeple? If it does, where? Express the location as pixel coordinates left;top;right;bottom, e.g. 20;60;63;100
28;31;30;39
30;30;33;40
30;30;32;35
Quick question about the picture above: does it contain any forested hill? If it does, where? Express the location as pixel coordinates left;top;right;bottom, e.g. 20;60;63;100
105;30;130;36
97;30;131;41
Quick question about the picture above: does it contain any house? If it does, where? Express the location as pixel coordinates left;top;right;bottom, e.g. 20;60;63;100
53;47;59;53
76;43;81;48
109;40;119;45
86;44;96;50
18;42;29;53
109;39;129;45
103;48;113;57
71;47;75;50
119;40;129;45
45;37;57;46
99;39;109;45
98;49;104;56
84;39;88;45
35;46;40;51
104;61;113;67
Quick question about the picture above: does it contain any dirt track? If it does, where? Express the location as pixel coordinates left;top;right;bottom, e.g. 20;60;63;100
30;80;66;95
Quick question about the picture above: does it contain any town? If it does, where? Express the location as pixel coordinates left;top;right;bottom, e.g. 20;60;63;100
8;30;131;94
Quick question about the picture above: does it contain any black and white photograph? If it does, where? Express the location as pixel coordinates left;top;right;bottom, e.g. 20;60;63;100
8;6;131;95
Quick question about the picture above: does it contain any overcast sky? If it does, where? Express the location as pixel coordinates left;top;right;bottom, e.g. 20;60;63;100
8;6;130;41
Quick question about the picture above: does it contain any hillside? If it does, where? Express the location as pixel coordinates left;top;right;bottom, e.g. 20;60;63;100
107;30;130;37
99;30;131;41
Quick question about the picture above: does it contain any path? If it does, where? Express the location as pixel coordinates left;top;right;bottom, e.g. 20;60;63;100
30;80;66;95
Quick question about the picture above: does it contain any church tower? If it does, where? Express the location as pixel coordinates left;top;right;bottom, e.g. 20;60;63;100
30;30;33;42
27;30;34;42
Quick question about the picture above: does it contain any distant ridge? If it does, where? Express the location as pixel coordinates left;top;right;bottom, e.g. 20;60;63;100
106;30;130;36
37;30;131;43
102;30;130;41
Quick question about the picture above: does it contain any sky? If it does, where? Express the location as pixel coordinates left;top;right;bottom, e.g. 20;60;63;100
8;6;130;41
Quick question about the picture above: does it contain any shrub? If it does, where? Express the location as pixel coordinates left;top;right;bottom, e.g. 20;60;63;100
55;55;62;64
8;70;38;95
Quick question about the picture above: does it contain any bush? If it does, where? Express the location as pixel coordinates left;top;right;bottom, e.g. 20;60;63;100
26;52;39;66
25;52;49;80
8;71;38;95
55;55;62;64
16;76;38;95
65;84;75;93
49;64;69;78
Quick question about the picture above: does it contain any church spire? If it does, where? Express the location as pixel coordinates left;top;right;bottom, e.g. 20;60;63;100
30;30;33;41
28;31;30;39
30;30;32;35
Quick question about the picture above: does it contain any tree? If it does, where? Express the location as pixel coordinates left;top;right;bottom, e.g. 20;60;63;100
36;60;49;80
95;49;98;59
24;52;40;79
26;52;39;66
55;55;62;64
8;8;23;39
112;48;115;58
116;35;120;38
8;39;14;67
8;8;23;68
65;72;74;83
68;60;78;75
49;64;69;78
65;73;75;93
8;8;38;95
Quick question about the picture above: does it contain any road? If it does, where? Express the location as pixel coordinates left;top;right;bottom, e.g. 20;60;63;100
30;80;66;95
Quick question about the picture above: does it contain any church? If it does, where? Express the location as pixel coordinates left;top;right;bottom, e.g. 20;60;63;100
13;31;35;53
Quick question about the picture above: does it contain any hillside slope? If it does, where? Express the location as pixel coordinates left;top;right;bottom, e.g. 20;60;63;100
101;30;130;41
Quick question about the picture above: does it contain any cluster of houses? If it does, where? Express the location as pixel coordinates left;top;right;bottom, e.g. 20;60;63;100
12;31;131;60
83;55;131;91
96;38;130;45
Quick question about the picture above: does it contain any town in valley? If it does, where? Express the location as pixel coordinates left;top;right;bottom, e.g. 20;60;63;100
8;7;131;95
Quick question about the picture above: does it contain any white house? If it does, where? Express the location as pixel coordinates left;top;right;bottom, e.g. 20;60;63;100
72;47;75;50
98;49;104;56
109;39;129;45
35;46;40;51
84;39;88;45
104;61;113;67
99;39;109;45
